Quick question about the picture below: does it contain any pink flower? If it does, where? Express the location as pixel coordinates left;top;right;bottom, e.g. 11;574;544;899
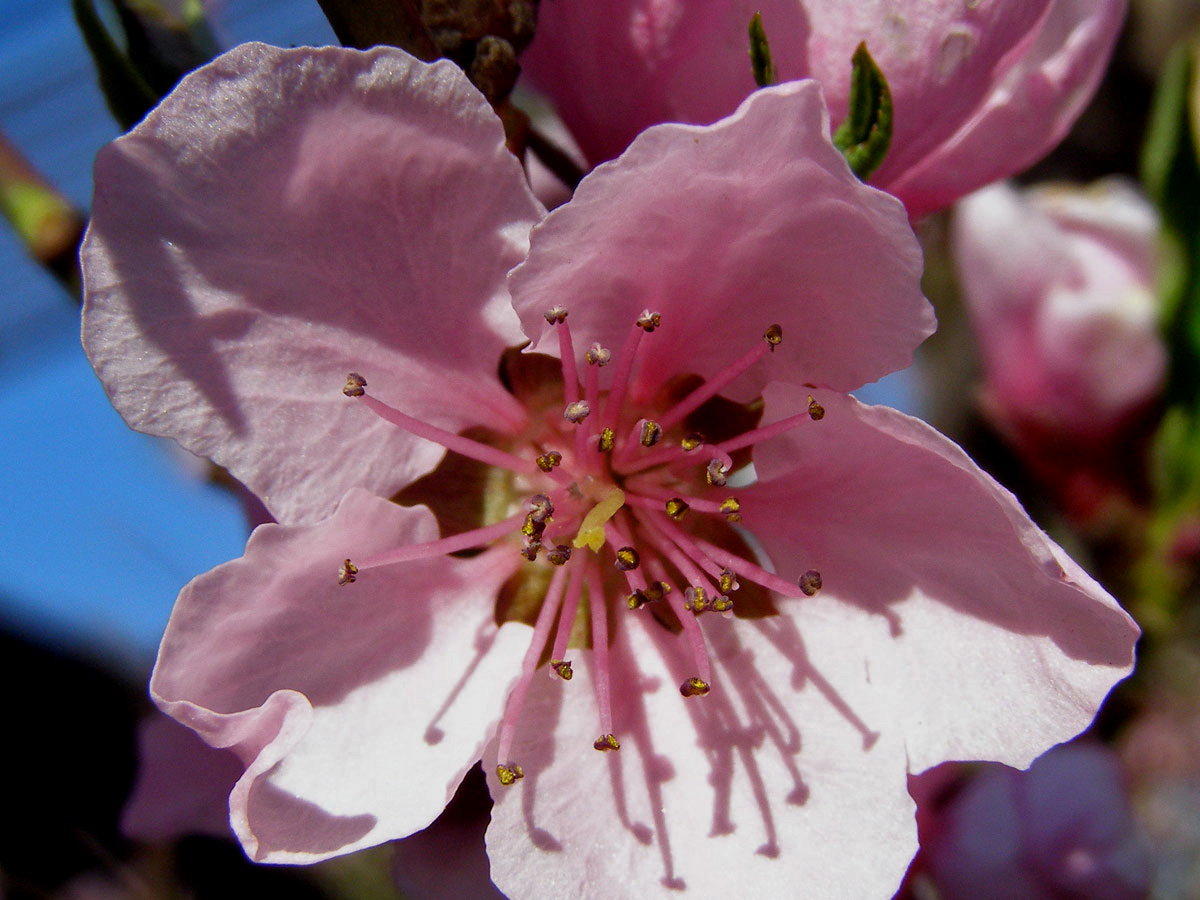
82;43;1138;898
953;179;1163;521
522;0;1127;218
913;744;1152;900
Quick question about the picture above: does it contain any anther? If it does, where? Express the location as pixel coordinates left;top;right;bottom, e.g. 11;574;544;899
764;323;783;350
614;546;640;571
684;586;710;612
798;569;823;596
536;450;563;472
644;581;672;603
342;372;367;397
586;343;611;366
597;427;615;453
808;395;825;420
707;459;729;487
593;734;621;752
626;589;649;609
665;498;690;520
719;567;739;593
520;539;542;561
528;494;554;523
721;497;742;523
497;763;525;786
564;400;591;423
550;659;574;680
639;420;663;447
547;545;573;566
543;306;568;325
636;309;662;332
712;595;734;613
521;513;545;538
680;677;711;698
680;433;705;452
337;559;358;585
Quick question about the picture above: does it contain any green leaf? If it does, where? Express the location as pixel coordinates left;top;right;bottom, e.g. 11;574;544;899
747;12;775;88
832;42;892;181
72;0;159;130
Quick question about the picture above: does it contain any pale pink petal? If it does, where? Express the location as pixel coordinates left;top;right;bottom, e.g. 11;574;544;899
82;43;543;526
485;610;917;899
121;713;241;842
392;767;508;900
888;0;1127;218
509;81;933;396
741;387;1138;773
150;489;530;862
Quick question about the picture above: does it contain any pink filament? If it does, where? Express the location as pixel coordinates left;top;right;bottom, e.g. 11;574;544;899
600;321;647;429
550;561;586;674
496;563;570;764
358;393;531;473
356;511;526;571
584;563;614;737
657;338;769;430
717;410;812;455
624;489;727;516
556;320;581;404
689;534;806;598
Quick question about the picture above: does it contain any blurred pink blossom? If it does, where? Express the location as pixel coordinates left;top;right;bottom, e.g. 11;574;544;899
82;43;1137;899
521;0;1126;218
953;179;1163;521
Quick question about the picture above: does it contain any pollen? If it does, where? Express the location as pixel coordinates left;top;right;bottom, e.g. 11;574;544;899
799;569;823;596
720;497;742;523
764;323;783;349
342;372;367;397
551;659;574;680
639;420;663;447
719;567;739;593
684;585;710;612
680;677;711;698
497;763;525;786
536;450;563;472
547;545;573;566
337;558;358;585
614;546;640;571
593;733;621;751
665;498;690;520
597;427;615;453
680;432;704;452
626;589;649;609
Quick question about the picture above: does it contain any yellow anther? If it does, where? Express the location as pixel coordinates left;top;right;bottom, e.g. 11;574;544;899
597;427;615;453
639;420;663;447
544;306;568;325
798;569;823;596
808;395;825;420
764;323;783;349
528;494;554;523
614;546;640;571
593;734;621;752
337;559;358;585
520;539;542;561
586;343;612;366
680;677;711;698
547;545;573;566
626;589;649;609
521;512;545;538
564;400;591;423
665;498;690;520
680;433;705;452
342;372;367;397
684;586;709;612
644;581;672;602
550;659;574;680
721;497;742;523
536;450;563;472
497;763;525;785
636;309;662;332
573;488;626;551
707;459;729;486
719;567;739;593
712;595;734;612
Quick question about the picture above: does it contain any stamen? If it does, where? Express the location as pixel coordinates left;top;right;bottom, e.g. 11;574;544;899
350;510;526;574
337;559;358;585
662;585;713;689
536;450;563;472
614;546;640;571
638;420;663;447
550;659;574;680
715;410;814;456
657;326;778;430
601;316;656;427
764;323;783;350
707;458;730;487
586;344;611;366
543;306;569;325
552;314;581;405
564;400;591;423
690;534;812;598
597;428;615;453
352;387;531;474
528;494;554;523
680;677;711;697
665;498;689;520
680;433;705;451
495;563;571;776
719;567;739;593
798;570;823;596
720;497;742;523
549;563;586;676
547;545;573;566
585;564;617;751
808;395;825;420
636;309;661;332
342;372;367;397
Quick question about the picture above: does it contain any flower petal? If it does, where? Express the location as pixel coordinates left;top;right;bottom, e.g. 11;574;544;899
741;387;1139;772
485;611;917;898
82;43;543;526
150;489;529;862
509;81;933;396
886;0;1127;218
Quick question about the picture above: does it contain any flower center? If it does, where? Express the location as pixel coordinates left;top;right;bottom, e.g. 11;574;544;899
339;309;825;786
